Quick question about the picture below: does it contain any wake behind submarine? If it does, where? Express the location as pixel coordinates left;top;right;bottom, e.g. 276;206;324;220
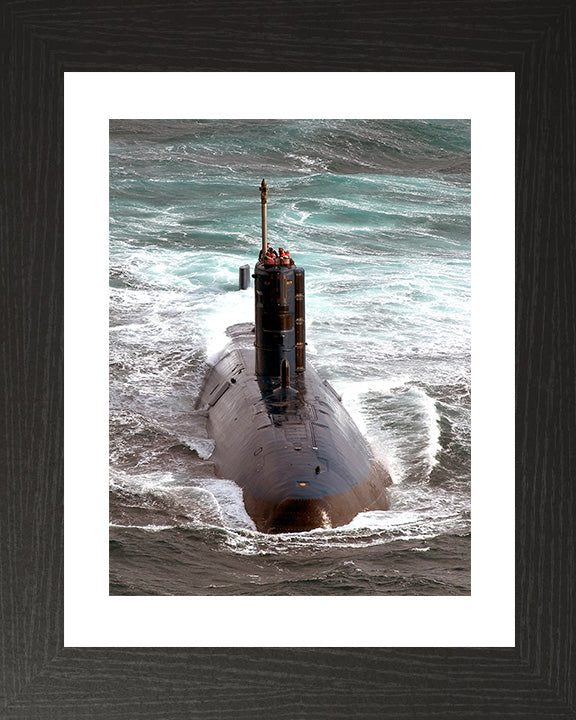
198;179;392;533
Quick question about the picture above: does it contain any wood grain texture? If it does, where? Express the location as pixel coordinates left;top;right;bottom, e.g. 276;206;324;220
1;0;574;717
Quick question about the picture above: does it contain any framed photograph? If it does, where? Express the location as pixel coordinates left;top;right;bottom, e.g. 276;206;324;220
66;73;513;648
3;5;574;717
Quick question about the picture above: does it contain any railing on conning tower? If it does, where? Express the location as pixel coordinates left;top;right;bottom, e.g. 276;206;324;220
254;179;306;381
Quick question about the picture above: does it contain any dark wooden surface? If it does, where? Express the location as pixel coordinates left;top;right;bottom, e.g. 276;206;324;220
1;0;574;717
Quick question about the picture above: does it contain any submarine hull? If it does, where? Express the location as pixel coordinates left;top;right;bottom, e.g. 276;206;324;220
198;323;392;533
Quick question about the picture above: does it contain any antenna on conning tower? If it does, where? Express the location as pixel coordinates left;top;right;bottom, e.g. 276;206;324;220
260;178;268;257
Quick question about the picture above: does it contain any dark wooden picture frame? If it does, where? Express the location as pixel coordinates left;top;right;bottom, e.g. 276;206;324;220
2;2;574;717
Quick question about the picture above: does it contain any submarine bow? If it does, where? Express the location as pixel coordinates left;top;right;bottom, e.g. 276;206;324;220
198;179;392;533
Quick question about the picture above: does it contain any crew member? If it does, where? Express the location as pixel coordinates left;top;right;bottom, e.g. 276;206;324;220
259;243;278;263
279;248;294;266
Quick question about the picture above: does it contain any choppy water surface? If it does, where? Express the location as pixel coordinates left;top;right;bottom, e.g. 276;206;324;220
109;119;471;595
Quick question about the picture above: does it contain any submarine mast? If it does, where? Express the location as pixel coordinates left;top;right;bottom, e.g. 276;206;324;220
260;178;268;258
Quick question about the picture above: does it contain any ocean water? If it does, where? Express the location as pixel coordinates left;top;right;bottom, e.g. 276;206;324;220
109;119;471;596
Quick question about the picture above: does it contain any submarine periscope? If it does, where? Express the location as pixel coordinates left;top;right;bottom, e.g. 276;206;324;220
198;179;392;533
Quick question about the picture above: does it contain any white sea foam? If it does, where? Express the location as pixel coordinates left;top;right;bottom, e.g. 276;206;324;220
197;478;256;530
110;468;255;531
411;386;441;470
178;436;215;460
324;376;442;484
110;523;174;532
329;375;410;482
201;287;254;359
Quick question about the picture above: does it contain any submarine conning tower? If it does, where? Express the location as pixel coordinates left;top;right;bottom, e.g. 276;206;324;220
254;179;305;382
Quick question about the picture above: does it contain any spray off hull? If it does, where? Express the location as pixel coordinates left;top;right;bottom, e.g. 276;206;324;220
199;324;392;533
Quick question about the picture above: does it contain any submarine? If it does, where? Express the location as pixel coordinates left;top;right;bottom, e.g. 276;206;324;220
198;179;392;533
